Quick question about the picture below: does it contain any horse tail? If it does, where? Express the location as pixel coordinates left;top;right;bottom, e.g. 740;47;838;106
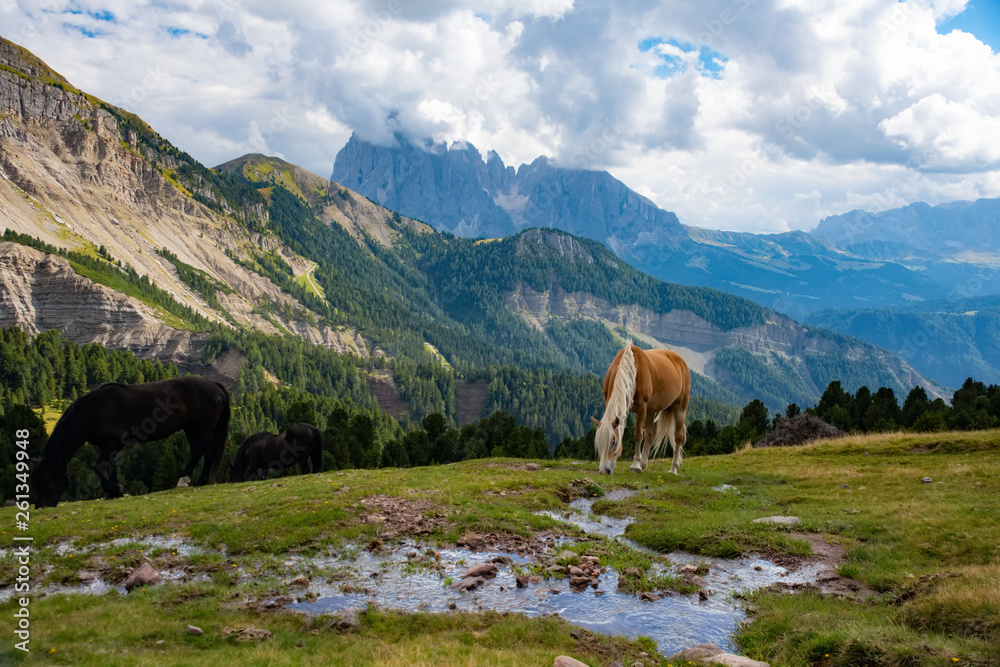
650;409;674;460
209;382;231;483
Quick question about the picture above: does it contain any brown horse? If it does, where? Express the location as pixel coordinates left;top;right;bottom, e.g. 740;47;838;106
591;343;690;475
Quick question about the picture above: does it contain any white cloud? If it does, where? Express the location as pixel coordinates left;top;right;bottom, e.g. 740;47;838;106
1;0;999;232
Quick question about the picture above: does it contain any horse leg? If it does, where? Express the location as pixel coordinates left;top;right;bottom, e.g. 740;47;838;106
183;427;213;487
94;447;124;498
629;404;648;473
633;411;656;471
668;403;688;475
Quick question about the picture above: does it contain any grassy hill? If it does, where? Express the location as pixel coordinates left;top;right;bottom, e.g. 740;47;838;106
3;430;999;665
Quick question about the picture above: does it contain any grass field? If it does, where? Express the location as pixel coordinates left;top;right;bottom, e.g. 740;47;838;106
2;430;998;665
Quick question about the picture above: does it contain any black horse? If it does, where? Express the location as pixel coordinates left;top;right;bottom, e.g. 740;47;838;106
33;377;230;508
229;423;323;482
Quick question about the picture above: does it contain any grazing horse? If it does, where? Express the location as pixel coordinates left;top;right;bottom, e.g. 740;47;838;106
592;343;690;475
33;377;231;508
229;423;323;482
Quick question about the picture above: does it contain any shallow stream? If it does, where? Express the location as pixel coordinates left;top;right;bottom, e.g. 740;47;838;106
3;487;820;657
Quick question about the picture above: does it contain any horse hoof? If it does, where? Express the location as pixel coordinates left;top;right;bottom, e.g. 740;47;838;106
629;463;643;473
176;476;191;488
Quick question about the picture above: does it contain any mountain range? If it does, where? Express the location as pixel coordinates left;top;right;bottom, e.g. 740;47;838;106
0;36;945;438
332;134;1000;323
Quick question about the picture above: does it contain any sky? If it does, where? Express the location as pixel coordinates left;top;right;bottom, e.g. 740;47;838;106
2;0;999;233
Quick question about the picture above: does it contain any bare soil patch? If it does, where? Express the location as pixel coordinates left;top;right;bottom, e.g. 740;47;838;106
762;531;876;600
358;495;452;539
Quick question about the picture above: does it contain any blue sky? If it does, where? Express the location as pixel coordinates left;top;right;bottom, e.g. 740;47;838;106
2;0;999;233
939;1;1000;51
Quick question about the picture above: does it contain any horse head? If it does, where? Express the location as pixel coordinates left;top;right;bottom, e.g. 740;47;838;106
592;415;624;475
32;456;67;508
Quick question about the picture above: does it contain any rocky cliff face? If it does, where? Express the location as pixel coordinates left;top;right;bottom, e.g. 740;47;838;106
0;37;372;361
331;133;686;247
0;242;203;360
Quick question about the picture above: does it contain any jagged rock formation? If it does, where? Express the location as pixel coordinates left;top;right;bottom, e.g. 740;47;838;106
331;132;686;250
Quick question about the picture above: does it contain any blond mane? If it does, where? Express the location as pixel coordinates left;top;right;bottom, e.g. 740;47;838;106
602;343;636;425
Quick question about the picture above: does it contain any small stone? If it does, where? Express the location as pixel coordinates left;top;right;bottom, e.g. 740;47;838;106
921;477;933;484
490;556;513;565
328;609;360;630
570;629;583;640
568;566;585;576
699;590;709;601
609;661;623;667
698;653;770;666
840;484;851;489
554;657;588;667
624;567;643;578
448;602;457;610
525;463;540;471
186;625;203;636
289;576;309;587
462;562;498;579
670;644;724;662
529;576;541;584
639;591;661;602
450;577;486;591
690;575;708;587
516;575;529;588
124;562;162;591
556;550;579;563
176;476;191;488
569;576;591;588
680;564;699;573
632;662;644;667
752;516;801;526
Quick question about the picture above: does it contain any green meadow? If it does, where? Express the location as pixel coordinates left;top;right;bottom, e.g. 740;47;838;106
2;430;998;666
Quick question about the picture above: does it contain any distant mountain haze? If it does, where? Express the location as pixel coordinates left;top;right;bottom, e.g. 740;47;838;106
334;133;1000;321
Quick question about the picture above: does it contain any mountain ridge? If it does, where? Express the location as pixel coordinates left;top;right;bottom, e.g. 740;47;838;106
333;133;1000;320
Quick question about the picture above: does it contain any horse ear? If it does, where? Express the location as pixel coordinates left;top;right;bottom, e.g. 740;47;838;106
591;417;600;428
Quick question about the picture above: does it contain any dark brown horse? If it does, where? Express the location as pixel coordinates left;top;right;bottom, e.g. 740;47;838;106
32;377;230;508
592;343;690;475
229;423;323;482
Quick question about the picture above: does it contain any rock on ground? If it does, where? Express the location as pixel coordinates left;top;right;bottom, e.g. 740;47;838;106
755;414;843;448
670;645;770;667
671;644;724;661
124;562;162;591
701;654;770;666
752;516;801;526
462;562;498;578
553;656;588;667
